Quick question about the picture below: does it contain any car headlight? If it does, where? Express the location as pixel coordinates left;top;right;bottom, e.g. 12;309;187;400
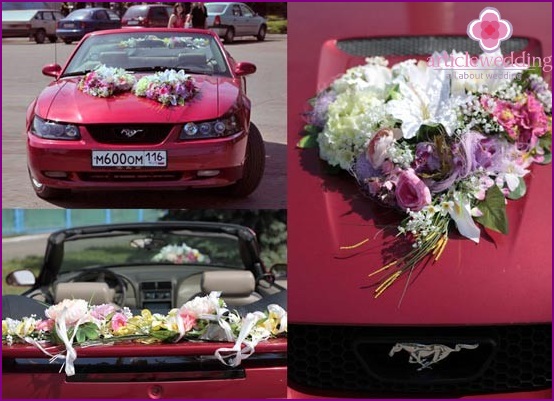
31;116;81;140
179;114;241;140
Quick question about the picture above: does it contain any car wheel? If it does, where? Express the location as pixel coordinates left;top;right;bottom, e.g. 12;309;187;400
228;123;265;197
34;29;46;44
29;170;69;200
47;35;57;43
63;39;73;44
256;25;266;41
224;27;235;44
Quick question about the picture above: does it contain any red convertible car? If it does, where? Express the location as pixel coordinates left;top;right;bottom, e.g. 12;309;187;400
288;2;551;399
2;221;287;398
26;28;264;199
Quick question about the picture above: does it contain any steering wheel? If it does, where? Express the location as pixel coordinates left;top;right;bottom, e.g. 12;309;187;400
70;268;127;307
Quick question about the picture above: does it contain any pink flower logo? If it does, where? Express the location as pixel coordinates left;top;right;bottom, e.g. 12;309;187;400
467;7;512;52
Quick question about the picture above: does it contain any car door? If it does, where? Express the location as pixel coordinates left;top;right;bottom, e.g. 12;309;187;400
239;4;257;35
230;4;245;35
32;11;47;34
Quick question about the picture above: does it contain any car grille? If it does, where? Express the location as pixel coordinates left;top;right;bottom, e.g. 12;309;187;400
336;36;530;57
288;324;552;396
80;172;182;182
86;125;173;144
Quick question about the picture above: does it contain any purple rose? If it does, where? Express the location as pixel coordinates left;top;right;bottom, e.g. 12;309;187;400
395;169;432;211
414;142;441;174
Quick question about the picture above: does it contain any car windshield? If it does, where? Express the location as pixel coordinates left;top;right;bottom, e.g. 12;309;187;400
123;6;147;18
62;31;229;77
58;229;245;272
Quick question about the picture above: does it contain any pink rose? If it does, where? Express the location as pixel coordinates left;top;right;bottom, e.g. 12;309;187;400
366;128;398;169
395;169;432;211
36;319;54;332
111;312;128;332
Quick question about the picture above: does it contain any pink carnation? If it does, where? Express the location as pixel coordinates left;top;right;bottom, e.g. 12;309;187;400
179;310;197;332
36;319;54;332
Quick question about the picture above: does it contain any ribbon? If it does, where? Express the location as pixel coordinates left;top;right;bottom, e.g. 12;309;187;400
53;307;82;376
214;312;267;367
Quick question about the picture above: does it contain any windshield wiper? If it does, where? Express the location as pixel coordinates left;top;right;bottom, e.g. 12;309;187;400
126;66;175;72
61;70;93;78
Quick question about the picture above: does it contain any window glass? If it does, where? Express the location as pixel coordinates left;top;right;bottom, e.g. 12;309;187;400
240;5;253;17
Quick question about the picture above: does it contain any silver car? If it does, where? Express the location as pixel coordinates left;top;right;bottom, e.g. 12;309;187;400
206;2;267;44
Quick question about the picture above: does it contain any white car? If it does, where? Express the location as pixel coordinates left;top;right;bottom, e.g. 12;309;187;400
206;2;267;44
2;9;63;43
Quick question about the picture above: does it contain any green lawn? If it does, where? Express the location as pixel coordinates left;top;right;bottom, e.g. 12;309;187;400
267;15;287;34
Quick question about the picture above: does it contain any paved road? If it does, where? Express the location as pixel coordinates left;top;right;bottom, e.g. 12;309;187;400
2;34;287;209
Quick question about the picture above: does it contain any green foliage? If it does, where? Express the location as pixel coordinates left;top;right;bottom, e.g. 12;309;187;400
475;185;509;234
267;19;287;34
507;178;527;200
159;211;287;269
297;133;318;149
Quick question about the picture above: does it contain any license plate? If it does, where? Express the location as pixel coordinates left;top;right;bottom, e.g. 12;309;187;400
127;20;139;26
63;22;75;28
92;151;167;168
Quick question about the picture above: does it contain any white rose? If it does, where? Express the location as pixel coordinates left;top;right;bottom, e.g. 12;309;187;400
45;299;90;326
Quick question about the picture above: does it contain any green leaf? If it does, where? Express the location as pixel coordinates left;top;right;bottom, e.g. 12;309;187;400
76;330;85;344
296;134;318;149
150;330;178;342
538;152;552;165
416;123;445;140
507;178;527;200
475;185;509;234
302;124;320;135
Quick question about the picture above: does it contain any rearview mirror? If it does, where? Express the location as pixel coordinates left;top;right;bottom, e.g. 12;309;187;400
42;63;62;78
234;62;257;77
6;270;36;286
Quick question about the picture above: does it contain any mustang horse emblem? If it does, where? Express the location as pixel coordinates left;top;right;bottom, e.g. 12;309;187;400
389;343;479;371
120;128;143;138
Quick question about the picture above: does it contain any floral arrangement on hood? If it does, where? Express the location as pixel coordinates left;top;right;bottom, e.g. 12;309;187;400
2;292;287;377
77;65;198;106
152;242;210;264
134;69;197;106
299;51;552;299
78;65;136;97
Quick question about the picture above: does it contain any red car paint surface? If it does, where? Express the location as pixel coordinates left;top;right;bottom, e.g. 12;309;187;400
26;28;260;196
287;2;551;398
2;339;287;399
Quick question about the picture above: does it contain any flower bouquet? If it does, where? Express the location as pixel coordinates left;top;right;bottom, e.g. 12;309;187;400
299;51;552;299
2;292;287;376
152;242;210;264
134;69;197;106
78;64;136;97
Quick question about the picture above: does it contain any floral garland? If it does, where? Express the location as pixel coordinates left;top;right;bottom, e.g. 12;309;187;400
152;242;210;264
78;65;136;97
118;36;209;49
299;51;552;299
134;69;197;106
2;292;287;376
78;64;198;106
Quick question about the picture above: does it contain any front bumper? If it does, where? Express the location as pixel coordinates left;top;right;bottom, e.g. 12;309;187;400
27;128;248;191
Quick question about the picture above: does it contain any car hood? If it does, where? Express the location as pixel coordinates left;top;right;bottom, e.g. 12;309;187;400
35;75;241;124
289;151;552;326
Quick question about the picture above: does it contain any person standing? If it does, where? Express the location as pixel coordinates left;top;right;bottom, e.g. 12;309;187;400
190;2;208;29
168;3;186;28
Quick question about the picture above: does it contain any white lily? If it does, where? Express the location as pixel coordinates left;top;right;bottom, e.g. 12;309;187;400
446;193;480;243
386;60;458;139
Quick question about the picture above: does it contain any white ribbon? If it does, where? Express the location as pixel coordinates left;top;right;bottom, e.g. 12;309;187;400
214;312;266;367
173;312;187;343
53;307;82;376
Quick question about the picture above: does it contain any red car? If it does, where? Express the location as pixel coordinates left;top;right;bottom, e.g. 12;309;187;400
288;3;551;399
26;28;264;199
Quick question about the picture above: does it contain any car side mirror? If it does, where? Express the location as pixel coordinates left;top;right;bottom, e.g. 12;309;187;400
42;63;62;78
6;270;36;286
234;62;256;77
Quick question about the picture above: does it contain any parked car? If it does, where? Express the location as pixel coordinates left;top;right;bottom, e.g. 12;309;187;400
121;4;172;28
2;9;63;43
27;28;263;199
2;221;287;398
56;7;121;44
206;2;267;44
287;19;552;401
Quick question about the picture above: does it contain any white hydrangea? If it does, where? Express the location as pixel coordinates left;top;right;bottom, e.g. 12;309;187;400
318;89;390;169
